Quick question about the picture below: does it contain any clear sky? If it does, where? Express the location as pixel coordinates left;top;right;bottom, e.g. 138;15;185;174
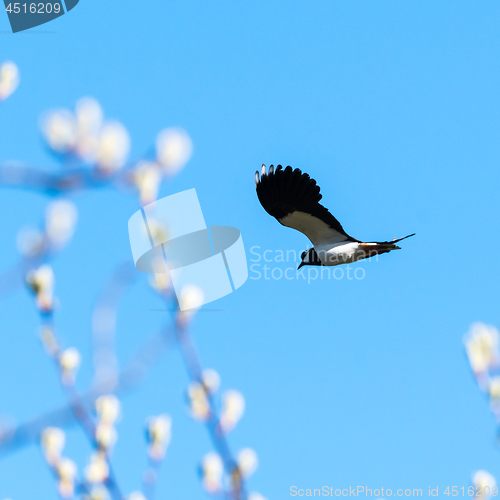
1;1;500;499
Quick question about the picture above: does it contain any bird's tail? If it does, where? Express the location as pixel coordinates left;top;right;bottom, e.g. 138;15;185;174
383;233;416;245
390;233;415;244
369;233;415;253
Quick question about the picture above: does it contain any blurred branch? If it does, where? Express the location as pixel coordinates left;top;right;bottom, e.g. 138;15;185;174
40;307;125;500
0;91;261;500
92;260;138;390
175;317;246;500
0;324;175;458
0;163;132;195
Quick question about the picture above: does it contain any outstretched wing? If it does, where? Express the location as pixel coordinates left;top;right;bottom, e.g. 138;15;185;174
255;164;358;246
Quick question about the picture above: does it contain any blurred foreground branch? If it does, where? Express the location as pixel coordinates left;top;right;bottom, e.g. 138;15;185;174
0;77;264;500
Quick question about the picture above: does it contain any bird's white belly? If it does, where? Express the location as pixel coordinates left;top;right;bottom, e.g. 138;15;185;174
314;242;366;267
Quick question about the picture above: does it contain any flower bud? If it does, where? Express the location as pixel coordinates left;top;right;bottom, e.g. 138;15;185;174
220;390;245;432
56;458;77;480
85;452;110;484
146;414;172;461
202;368;220;395
45;200;78;249
41;427;65;465
74;97;103;160
0;61;20;101
178;284;204;316
187;382;210;421
490;377;500;399
84;486;110;500
96;122;130;173
26;265;55;313
56;457;77;498
248;493;268;500
464;323;500;375
41;109;77;153
472;470;496;498
148;271;171;293
155;128;192;174
237;448;258;478
95;395;120;424
95;423;117;451
133;161;162;205
59;348;81;381
58;480;75;499
128;492;147;500
201;452;223;493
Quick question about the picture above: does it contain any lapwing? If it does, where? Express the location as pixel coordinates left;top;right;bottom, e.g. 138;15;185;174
255;164;414;269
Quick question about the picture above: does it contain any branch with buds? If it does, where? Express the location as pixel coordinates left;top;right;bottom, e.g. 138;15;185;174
0;63;266;500
464;322;500;499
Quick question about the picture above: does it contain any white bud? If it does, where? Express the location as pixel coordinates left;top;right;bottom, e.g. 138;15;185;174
85;486;111;500
201;452;224;493
85;453;110;483
179;284;204;312
95;423;117;450
187;381;210;421
41;427;65;464
473;470;496;497
202;368;220;394
237;448;258;478
489;376;500;399
45;200;78;248
58;480;75;499
56;457;77;481
26;265;55;312
220;390;245;432
74;97;103;160
248;493;268;500
146;414;172;461
128;492;147;500
95;395;120;424
26;264;54;293
145;218;168;246
146;414;172;445
41;109;77;153
156;128;193;174
59;347;81;370
464;323;500;374
76;97;103;136
133;161;162;205
0;61;20;101
96;121;130;172
148;271;171;292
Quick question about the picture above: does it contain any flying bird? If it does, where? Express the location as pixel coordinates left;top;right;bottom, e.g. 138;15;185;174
255;164;414;269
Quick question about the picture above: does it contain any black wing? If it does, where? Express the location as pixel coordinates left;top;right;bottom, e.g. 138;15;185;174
255;164;358;245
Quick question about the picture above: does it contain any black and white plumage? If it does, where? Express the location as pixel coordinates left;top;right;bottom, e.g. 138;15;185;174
255;164;414;269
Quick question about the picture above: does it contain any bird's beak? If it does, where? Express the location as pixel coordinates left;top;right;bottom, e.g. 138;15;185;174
297;262;305;270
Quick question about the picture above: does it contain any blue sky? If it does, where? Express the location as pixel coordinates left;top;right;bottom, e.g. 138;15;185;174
1;0;500;499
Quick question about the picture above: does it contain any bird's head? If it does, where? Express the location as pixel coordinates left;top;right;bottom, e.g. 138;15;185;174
298;248;315;269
